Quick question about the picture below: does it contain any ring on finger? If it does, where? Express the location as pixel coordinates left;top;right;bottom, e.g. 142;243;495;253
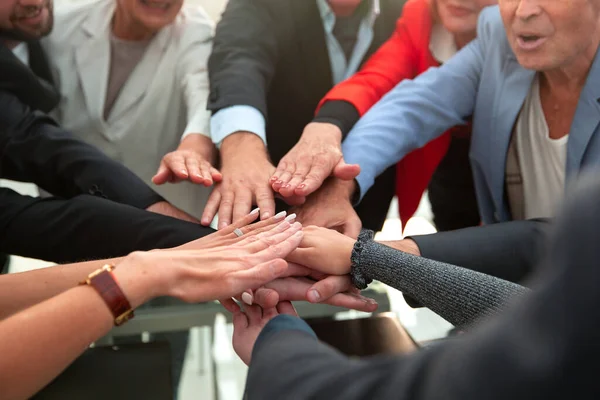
233;228;244;237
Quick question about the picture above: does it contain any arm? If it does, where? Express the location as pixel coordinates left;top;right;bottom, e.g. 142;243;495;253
408;219;552;283
0;90;163;209
313;6;420;136
207;0;279;146
245;176;600;400
154;12;222;186
342;18;487;200
0;188;213;264
0;220;304;400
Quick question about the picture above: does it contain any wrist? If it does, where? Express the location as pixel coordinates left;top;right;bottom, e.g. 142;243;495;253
326;177;356;202
382;239;421;256
112;252;166;309
301;122;342;144
221;131;269;164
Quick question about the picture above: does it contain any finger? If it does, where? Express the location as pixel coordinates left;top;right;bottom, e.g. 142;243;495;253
184;157;205;185
201;188;221;226
166;154;190;181
218;207;261;236
262;306;279;321
244;304;264;325
198;162;213;186
306;275;353;303
270;160;288;187
279;159;311;197
332;158;361;181
237;210;287;236
152;161;171;185
220;298;241;313
276;301;298;317
254;187;276;220
218;190;236;229
254;228;304;264
273;162;295;192
251;287;280;309
278;193;306;206
230;259;289;295
320;292;378;312
241;289;254;305
279;262;312;278
232;310;249;330
210;167;223;183
232;187;254;224
294;162;331;197
342;217;362;239
237;220;295;250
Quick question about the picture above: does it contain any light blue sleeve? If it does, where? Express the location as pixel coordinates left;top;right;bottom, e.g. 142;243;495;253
342;8;495;200
210;105;267;146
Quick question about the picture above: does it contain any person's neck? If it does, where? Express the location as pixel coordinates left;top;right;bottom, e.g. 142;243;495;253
541;36;600;95
453;32;476;51
1;38;22;50
327;1;362;17
112;9;155;41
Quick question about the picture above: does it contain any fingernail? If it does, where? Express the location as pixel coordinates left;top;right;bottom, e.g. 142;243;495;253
298;184;306;189
284;213;296;222
250;207;260;215
291;221;302;229
274;211;287;220
276;180;283;185
308;290;321;302
270;176;278;182
181;170;188;176
241;292;253;305
283;184;291;188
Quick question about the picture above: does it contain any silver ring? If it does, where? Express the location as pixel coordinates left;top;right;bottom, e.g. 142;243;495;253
233;228;244;237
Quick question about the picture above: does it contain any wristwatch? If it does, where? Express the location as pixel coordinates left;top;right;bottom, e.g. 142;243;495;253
80;264;134;326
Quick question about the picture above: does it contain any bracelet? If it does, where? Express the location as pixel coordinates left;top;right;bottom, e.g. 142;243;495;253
350;229;374;290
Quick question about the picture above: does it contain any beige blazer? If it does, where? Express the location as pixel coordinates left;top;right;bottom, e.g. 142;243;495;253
42;0;214;217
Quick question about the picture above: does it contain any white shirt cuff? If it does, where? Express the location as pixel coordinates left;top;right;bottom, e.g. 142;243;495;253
210;105;267;147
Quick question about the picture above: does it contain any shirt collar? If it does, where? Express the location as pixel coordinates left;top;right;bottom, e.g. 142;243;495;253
316;0;380;30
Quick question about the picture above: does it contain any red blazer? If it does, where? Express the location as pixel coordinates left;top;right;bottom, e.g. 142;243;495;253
318;0;471;228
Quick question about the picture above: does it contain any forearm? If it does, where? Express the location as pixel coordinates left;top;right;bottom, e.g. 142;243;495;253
0;257;122;319
356;240;529;327
408;219;551;283
0;285;115;400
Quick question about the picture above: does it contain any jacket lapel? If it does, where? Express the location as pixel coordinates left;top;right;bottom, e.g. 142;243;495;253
490;54;534;218
567;51;600;177
107;26;172;123
75;5;112;121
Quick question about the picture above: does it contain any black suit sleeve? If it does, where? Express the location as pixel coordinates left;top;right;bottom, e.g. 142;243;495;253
207;0;279;117
0;188;212;264
245;177;600;400
409;219;551;283
0;90;163;209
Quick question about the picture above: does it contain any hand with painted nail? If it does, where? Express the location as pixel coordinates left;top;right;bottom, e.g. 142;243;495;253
227;301;299;365
153;134;222;187
201;132;306;228
270;123;360;198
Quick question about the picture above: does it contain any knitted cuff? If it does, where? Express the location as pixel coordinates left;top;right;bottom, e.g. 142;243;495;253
350;229;375;289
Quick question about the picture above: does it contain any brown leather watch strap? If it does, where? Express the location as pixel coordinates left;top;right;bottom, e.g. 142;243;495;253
81;265;134;326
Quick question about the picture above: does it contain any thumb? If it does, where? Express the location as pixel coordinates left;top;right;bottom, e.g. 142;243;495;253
342;217;362;239
333;158;360;181
152;162;170;185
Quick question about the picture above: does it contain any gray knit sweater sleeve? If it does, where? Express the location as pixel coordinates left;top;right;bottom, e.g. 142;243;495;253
355;240;530;328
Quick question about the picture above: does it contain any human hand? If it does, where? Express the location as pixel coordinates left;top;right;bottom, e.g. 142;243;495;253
292;178;361;238
244;274;378;312
230;301;298;365
146;201;199;224
270;123;360;198
153;134;222;186
115;220;304;308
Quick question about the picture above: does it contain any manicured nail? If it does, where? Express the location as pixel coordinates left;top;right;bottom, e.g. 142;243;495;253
284;213;296;222
270;176;278;182
181;170;188;176
250;207;260;215
283;184;291;188
274;211;287;220
241;292;253;305
308;290;321;302
298;184;306;189
275;180;283;185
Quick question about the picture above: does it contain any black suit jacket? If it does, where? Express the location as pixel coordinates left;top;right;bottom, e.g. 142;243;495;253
208;0;405;230
0;46;199;262
245;175;600;400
